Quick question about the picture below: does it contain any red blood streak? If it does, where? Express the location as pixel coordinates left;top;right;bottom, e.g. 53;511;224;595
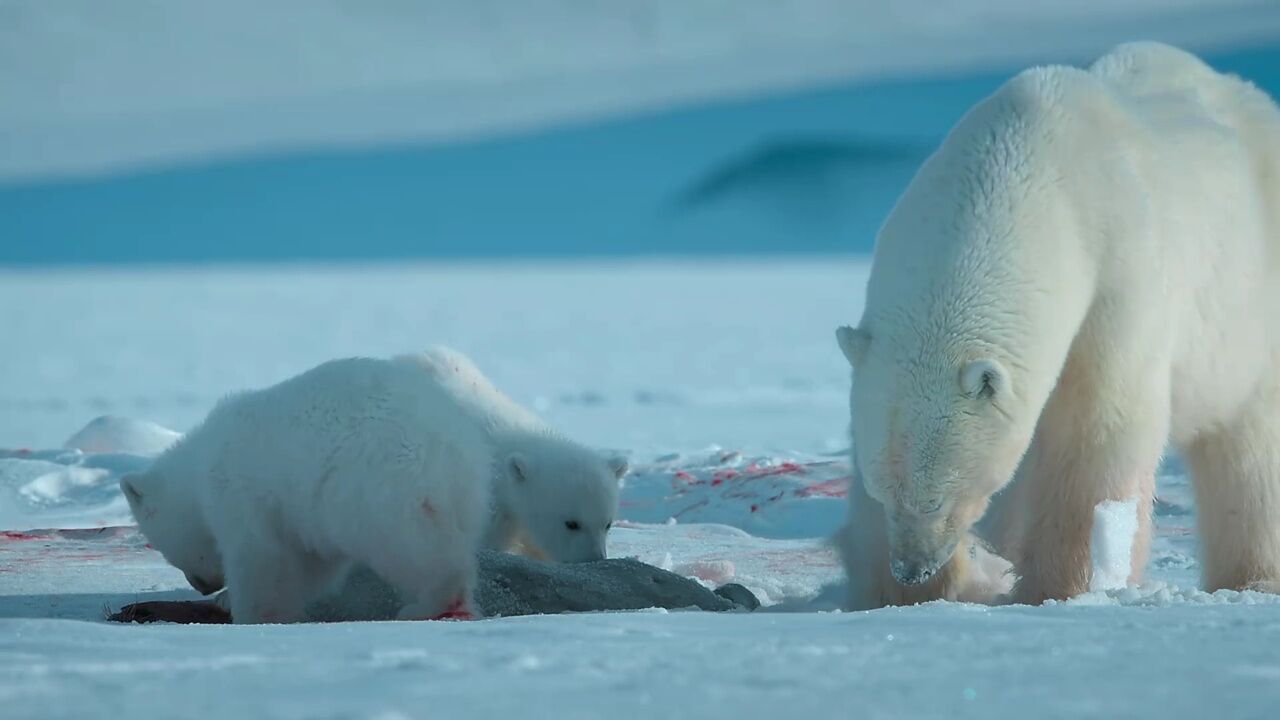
794;477;850;498
430;597;474;621
750;504;760;513
673;499;709;519
0;531;41;541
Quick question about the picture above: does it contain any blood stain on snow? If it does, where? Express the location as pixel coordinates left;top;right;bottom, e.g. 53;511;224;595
0;531;42;541
430;597;474;621
673;499;709;519
794;476;849;498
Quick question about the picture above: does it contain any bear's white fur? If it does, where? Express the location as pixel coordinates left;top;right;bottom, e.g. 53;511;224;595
835;42;1280;609
123;348;627;617
124;356;493;623
406;347;627;563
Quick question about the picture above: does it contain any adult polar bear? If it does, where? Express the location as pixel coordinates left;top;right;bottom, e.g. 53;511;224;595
836;42;1280;609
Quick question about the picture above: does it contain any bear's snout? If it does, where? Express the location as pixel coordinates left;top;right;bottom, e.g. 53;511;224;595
889;558;938;587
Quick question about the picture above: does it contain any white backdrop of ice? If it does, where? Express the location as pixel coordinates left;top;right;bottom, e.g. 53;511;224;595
5;0;1280;180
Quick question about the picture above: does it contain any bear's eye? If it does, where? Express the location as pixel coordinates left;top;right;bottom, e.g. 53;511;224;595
606;521;612;530
565;520;581;531
919;497;945;515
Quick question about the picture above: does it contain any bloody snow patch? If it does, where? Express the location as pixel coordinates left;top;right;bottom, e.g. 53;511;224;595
621;449;849;539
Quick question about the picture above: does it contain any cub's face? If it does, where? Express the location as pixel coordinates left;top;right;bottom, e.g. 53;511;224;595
505;449;627;563
120;473;225;595
837;325;1031;587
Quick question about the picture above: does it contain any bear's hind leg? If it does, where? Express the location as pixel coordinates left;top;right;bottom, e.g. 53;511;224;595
356;508;479;621
1184;382;1280;593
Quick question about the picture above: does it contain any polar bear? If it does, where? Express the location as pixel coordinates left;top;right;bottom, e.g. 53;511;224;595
123;356;493;623
122;348;627;614
405;347;628;563
835;42;1280;609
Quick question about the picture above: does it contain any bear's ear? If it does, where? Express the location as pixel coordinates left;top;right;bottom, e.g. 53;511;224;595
961;359;1008;401
607;456;629;479
835;325;871;367
507;453;530;483
120;474;146;506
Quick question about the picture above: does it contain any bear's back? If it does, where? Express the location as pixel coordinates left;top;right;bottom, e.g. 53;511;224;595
398;348;548;438
154;356;491;499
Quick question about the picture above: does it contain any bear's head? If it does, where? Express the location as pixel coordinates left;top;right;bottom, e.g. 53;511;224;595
120;471;225;595
500;442;627;563
836;324;1034;587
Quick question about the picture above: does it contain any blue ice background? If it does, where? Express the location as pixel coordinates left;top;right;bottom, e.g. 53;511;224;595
3;43;1278;265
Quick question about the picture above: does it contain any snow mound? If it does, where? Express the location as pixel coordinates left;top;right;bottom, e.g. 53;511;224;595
1061;583;1280;608
0;449;147;530
63;415;181;455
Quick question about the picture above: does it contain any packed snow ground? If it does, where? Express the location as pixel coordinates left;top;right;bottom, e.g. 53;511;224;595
4;261;1279;718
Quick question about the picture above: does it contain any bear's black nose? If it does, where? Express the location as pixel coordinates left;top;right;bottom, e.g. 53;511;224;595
890;559;936;587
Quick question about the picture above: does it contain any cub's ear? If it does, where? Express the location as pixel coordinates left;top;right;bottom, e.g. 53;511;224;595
961;359;1009;400
507;453;530;483
120;474;145;506
607;456;629;479
835;325;871;367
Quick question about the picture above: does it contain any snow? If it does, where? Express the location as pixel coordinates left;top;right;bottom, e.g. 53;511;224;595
5;1;1280;180
6;6;1280;712
6;603;1280;720
2;262;1278;717
1090;500;1140;592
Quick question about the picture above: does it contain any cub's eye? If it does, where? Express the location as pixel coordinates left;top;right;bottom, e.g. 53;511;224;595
606;522;613;530
565;520;581;531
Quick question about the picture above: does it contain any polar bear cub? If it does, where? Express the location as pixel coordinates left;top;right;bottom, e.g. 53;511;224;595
406;347;628;563
122;348;628;619
123;356;492;624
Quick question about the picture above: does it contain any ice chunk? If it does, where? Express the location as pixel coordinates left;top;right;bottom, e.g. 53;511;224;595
1090;499;1139;591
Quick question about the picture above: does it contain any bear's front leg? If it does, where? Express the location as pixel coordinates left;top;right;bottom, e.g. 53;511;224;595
219;537;315;624
1010;362;1167;604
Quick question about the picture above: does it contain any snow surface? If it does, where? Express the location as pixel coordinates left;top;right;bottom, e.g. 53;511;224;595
5;0;1280;180
4;261;1279;718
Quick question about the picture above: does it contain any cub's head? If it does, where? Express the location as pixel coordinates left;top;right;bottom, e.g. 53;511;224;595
502;443;627;563
120;472;224;595
836;324;1033;587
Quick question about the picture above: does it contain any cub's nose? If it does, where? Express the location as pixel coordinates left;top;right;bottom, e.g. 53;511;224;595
185;571;221;596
